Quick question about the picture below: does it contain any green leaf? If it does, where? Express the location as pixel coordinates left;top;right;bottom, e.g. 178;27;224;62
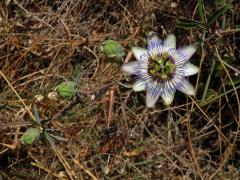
201;59;216;101
100;40;125;60
200;89;219;106
198;0;207;23
71;64;82;81
56;81;76;99
48;133;68;142
224;77;240;86
20;128;40;145
207;7;228;26
44;131;56;148
215;55;235;77
33;104;42;126
176;18;206;30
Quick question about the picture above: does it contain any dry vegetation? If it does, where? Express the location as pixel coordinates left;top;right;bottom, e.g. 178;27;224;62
0;0;240;179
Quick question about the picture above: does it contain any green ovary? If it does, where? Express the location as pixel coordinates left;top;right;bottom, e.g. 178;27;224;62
149;52;176;80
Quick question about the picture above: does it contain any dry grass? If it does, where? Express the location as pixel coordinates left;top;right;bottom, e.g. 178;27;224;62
0;0;240;179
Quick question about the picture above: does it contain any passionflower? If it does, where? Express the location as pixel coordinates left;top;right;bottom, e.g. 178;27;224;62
122;32;199;107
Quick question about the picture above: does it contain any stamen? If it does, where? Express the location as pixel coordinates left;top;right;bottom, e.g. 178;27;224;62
148;51;176;81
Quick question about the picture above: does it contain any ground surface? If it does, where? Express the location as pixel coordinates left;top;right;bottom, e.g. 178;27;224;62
0;0;240;179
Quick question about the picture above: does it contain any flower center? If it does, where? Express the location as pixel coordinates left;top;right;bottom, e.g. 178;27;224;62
149;52;176;80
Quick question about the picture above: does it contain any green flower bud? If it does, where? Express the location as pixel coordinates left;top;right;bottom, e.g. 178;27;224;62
20;128;40;145
100;40;125;60
56;81;76;99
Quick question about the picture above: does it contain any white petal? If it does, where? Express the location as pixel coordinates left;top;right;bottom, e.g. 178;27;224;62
131;47;148;62
138;60;148;71
161;90;175;106
176;78;196;96
147;31;162;45
164;34;176;49
133;80;146;92
122;62;138;74
146;90;161;108
182;63;199;76
147;32;162;57
179;45;196;62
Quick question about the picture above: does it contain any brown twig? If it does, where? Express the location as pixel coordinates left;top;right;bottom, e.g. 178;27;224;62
107;88;115;128
74;159;98;180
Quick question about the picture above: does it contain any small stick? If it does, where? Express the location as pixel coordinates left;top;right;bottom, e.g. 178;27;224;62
74;159;98;180
31;162;64;179
0;71;36;121
107;89;115;128
167;109;173;147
